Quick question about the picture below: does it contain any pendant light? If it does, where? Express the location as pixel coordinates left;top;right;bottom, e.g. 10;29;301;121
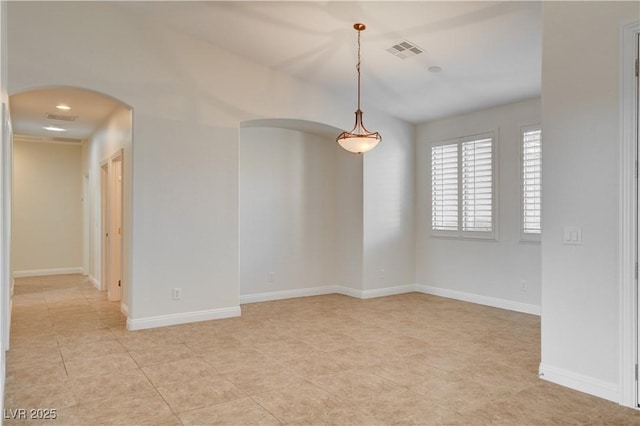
336;23;381;154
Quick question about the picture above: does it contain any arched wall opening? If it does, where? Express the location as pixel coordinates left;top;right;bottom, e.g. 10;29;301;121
239;118;364;301
8;86;133;317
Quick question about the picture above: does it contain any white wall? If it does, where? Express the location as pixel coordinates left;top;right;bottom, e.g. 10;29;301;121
7;2;414;328
82;104;132;308
540;1;639;403
239;126;363;297
12;139;82;274
363;112;416;292
416;98;541;312
335;135;364;292
1;0;9;417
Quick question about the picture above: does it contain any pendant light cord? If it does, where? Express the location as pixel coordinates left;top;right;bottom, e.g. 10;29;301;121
356;28;361;111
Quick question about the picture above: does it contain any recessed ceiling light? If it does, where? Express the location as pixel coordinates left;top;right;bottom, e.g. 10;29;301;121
429;66;442;73
43;125;67;132
56;104;71;111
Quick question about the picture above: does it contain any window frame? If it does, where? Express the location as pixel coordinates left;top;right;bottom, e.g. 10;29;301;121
430;131;498;241
520;124;542;243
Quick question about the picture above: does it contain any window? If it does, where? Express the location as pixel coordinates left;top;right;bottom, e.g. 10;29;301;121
431;132;496;239
521;125;542;241
431;143;458;231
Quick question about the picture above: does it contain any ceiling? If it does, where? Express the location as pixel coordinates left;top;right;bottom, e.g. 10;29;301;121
10;1;541;141
10;88;123;142
118;1;541;124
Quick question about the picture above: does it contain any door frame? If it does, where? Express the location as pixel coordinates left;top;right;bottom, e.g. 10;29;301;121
108;150;123;302
1;102;12;351
82;174;90;276
100;161;109;293
620;21;639;408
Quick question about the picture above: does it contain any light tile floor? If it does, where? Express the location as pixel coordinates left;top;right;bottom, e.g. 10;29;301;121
4;274;640;425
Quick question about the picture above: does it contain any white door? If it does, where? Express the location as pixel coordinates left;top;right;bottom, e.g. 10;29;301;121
82;175;89;276
100;163;109;293
109;155;123;302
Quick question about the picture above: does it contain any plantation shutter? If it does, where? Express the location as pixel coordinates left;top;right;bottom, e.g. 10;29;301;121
522;128;542;235
461;138;493;232
431;143;458;231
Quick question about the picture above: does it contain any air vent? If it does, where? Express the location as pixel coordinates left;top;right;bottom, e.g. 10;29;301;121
387;41;424;59
46;113;78;122
14;134;46;143
13;134;82;144
52;137;82;144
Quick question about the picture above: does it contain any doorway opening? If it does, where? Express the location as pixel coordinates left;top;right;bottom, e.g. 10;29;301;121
100;152;123;302
7;86;133;326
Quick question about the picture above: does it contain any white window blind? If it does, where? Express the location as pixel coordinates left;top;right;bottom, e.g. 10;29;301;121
430;132;495;238
431;143;458;231
462;138;493;232
522;127;542;237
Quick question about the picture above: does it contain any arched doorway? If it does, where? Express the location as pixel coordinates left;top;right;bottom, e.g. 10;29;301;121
8;86;133;319
238;118;364;302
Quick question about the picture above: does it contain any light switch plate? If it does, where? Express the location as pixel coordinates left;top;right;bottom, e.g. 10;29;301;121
563;226;582;245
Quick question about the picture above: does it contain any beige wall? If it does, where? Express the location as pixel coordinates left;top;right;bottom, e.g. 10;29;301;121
12;139;82;274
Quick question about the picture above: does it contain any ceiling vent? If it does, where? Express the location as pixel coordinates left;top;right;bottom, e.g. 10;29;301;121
14;134;45;143
13;133;82;144
387;41;424;59
46;113;78;122
52;137;82;144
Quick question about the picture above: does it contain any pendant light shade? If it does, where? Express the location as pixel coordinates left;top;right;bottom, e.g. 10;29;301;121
336;23;381;154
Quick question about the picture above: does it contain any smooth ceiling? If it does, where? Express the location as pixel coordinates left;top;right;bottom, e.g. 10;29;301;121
119;1;542;124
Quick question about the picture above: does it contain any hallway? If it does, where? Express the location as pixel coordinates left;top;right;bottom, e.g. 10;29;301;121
4;274;640;425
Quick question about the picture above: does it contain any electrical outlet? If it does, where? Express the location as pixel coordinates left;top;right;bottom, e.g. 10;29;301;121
379;269;385;280
520;280;527;292
172;288;182;300
268;272;275;283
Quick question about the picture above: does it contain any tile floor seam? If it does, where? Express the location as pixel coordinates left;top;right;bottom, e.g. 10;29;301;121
246;392;289;425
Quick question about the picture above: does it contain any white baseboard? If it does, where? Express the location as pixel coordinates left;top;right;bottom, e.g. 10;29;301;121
335;284;417;299
120;303;129;317
126;306;241;331
334;285;361;299
13;267;83;278
241;283;540;317
539;363;620;403
415;284;541;316
239;286;336;304
241;284;418;304
89;275;101;290
124;283;539;333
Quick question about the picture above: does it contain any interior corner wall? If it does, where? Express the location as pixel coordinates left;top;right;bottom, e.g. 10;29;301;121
362;111;416;292
12;140;82;274
335;140;364;292
83;104;132;309
540;1;639;403
415;98;541;311
239;127;338;297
